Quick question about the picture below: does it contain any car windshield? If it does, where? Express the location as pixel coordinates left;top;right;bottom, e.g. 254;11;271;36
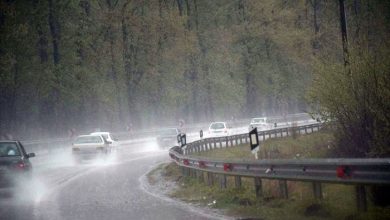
0;143;21;157
210;123;225;129
74;136;103;144
252;118;265;124
160;129;177;136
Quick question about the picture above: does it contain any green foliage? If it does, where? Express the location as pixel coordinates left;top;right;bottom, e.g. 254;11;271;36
0;0;389;144
308;47;390;157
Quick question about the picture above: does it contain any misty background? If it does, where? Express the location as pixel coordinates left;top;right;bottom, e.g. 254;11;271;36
0;0;389;154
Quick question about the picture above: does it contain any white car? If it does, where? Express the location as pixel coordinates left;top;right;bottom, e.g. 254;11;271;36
208;122;230;137
90;132;119;148
248;117;271;131
72;135;112;161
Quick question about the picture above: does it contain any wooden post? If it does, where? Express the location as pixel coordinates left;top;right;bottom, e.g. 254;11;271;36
356;185;367;212
197;171;204;183
254;177;263;198
207;172;214;186
279;180;288;199
312;182;323;200
220;174;227;189
235;176;242;188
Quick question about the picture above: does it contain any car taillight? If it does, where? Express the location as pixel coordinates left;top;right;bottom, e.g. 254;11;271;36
14;161;26;170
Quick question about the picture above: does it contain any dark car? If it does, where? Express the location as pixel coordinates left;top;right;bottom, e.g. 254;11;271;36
156;128;180;149
0;141;35;189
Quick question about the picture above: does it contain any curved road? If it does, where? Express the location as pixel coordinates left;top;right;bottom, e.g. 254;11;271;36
0;142;222;220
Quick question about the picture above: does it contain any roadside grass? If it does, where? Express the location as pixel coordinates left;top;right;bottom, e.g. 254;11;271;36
192;131;335;160
152;131;390;219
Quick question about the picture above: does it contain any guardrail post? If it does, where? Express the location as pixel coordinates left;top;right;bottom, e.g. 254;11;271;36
286;128;289;136
219;139;223;148
207;172;214;186
305;126;308;134
311;125;314;133
225;137;229;148
213;139;217;149
192;168;197;178
230;137;233;146
262;132;266;141
254;177;263;198
279;180;288;199
182;167;189;176
356;185;367;212
312;182;323;200
197;170;204;183
235;176;242;188
219;174;227;189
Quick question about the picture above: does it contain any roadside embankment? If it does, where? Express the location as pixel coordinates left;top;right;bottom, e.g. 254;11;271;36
149;131;390;220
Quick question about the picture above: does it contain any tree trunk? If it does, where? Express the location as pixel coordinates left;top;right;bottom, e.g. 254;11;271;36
48;0;60;64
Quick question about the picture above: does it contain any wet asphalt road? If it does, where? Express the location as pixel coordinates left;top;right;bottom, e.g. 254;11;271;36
0;142;220;220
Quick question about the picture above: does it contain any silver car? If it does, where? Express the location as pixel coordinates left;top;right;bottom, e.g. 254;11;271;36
72;135;112;161
248;117;270;131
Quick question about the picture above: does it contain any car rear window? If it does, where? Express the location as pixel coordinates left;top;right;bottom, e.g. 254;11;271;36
252;118;265;123
74;136;103;144
210;123;225;129
0;143;21;157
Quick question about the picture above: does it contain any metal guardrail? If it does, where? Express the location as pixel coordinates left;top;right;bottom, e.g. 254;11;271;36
184;123;322;155
17;113;313;155
169;123;390;212
21;138;71;154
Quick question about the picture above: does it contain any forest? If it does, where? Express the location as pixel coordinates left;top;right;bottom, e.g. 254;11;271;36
0;0;389;156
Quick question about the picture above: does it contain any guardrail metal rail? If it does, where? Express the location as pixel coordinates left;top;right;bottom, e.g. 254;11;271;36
169;123;390;212
184;123;322;155
16;113;313;155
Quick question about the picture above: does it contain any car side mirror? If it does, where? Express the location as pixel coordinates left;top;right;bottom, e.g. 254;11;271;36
27;153;35;158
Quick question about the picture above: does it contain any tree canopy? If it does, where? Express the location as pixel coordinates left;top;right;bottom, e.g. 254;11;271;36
0;0;389;156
